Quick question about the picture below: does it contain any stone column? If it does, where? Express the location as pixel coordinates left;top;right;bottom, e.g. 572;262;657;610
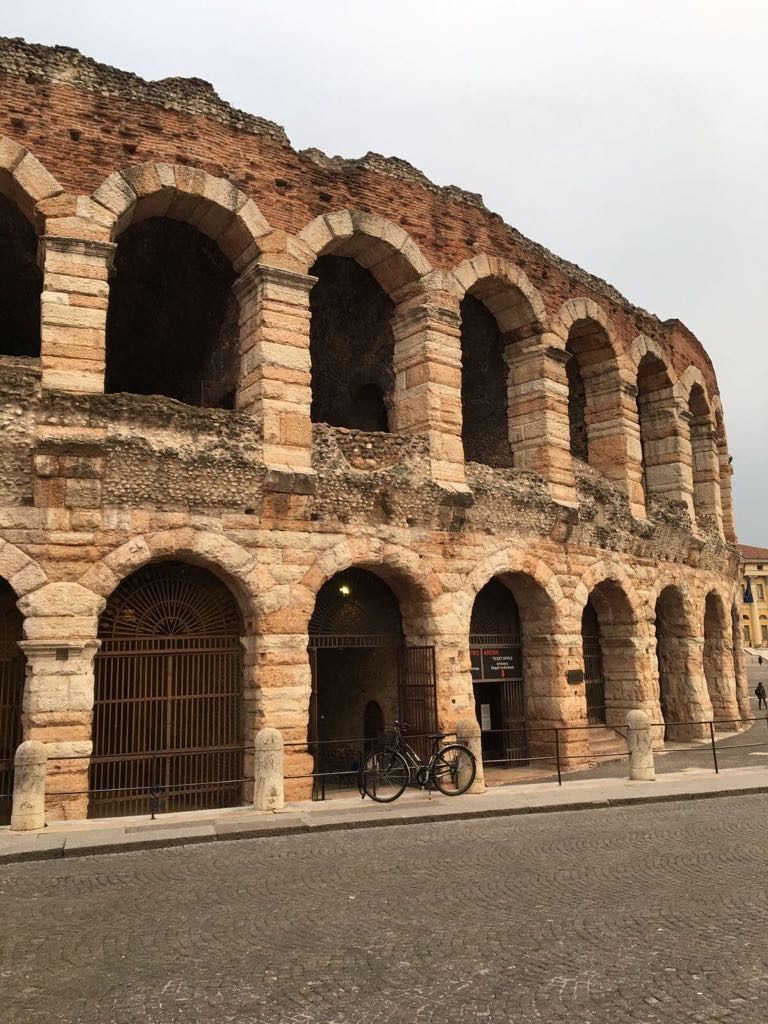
626;710;655;781
253;728;285;811
18;639;100;820
600;633;663;741
10;740;48;831
506;338;577;506
657;636;712;741
234;262;317;472
690;418;724;535
584;377;645;515
391;299;468;488
717;441;737;543
252;630;314;801
38;236;116;393
525;633;590;769
704;628;741;729
639;404;694;518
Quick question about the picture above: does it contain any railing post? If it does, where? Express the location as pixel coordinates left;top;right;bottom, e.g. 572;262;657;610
709;720;719;774
625;710;655;781
455;716;485;794
254;728;284;811
555;728;562;786
10;741;48;831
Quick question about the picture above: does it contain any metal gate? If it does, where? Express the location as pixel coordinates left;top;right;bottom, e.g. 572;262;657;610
471;632;528;765
397;645;438;762
582;600;606;725
0;585;24;826
90;563;244;818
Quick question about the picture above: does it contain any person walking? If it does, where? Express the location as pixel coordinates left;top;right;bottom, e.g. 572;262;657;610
756;681;767;710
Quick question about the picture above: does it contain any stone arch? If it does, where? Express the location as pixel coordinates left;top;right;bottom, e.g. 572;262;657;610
298;212;431;430
92;163;272;265
573;564;653;729
79;529;260;630
0;540;47;602
297;209;431;299
554;299;626;475
676;367;723;533
94;165;273;408
703;589;741;726
445;258;547;469
711;396;736;541
0;139;60;360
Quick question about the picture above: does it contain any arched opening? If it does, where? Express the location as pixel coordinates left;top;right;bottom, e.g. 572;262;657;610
90;560;244;818
0;579;24;825
470;578;526;765
581;580;637;730
636;352;675;505
0;193;41;359
687;383;717;528
308;567;436;789
703;591;738;728
654;586;694;740
105;219;238;407
309;255;394;430
565;319;619;469
363;700;384;752
460;294;511;467
459;277;541;469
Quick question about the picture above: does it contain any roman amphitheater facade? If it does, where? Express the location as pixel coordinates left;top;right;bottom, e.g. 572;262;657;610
0;39;748;821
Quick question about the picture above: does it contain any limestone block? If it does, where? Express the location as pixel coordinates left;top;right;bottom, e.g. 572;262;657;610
253;728;284;811
10;741;48;831
626;710;655;781
18;582;105;618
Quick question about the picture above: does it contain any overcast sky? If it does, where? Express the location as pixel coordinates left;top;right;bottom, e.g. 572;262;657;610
5;1;766;542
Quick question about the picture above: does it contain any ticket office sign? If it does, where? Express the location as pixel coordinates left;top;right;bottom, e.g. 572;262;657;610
470;646;521;681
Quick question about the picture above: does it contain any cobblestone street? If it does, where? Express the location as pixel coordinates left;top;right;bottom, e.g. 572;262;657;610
3;795;768;1023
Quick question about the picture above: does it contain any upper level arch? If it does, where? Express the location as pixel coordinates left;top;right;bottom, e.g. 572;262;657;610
93;164;273;408
447;256;546;469
0;139;61;360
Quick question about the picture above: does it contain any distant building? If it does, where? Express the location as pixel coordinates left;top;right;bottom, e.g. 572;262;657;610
737;545;768;649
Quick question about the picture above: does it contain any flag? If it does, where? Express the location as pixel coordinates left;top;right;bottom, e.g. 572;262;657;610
744;577;754;604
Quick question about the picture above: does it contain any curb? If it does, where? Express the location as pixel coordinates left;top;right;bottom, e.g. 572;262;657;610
2;783;767;865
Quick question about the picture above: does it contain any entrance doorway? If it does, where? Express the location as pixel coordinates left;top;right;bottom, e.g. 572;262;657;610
90;561;244;818
582;599;606;724
308;568;437;791
0;580;24;825
470;579;528;766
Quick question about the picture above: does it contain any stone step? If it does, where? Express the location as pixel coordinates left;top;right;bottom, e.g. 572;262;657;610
587;726;627;760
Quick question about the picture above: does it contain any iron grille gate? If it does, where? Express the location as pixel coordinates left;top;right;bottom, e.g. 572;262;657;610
308;638;438;794
0;588;24;826
90;636;243;818
470;632;528;765
582;639;607;725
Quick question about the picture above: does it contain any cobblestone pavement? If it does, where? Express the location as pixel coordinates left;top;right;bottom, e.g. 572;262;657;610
3;796;768;1023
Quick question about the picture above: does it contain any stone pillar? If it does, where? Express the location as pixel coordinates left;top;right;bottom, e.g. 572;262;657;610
657;636;712;741
600;633;664;742
704;628;742;729
455;715;485;794
690;418;724;535
10;740;48;831
526;633;590;769
506;338;577;506
639;404;693;518
38;236;116;393
253;728;284;811
585;377;645;516
18;639;101;820
234;262;317;472
252;631;314;801
717;441;737;543
626;710;655;781
391;299;468;488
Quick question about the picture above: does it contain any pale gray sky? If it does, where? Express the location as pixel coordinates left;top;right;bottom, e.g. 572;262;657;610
5;1;766;541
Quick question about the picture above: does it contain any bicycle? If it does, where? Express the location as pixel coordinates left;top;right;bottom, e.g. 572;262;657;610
359;720;476;803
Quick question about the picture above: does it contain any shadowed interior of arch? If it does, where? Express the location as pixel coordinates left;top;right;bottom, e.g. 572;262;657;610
565;318;617;466
582;579;636;729
0;193;41;358
309;255;393;431
636;352;675;503
105;218;238;407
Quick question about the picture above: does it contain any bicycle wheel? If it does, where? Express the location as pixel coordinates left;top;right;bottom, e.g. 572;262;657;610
361;749;409;803
431;744;476;796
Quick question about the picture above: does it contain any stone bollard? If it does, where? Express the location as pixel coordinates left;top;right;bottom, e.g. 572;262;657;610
10;741;48;831
626;710;655;781
455;715;486;794
253;728;284;812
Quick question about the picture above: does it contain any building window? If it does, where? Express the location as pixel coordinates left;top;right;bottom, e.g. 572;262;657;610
759;564;764;570
758;585;766;601
744;626;752;643
762;625;768;643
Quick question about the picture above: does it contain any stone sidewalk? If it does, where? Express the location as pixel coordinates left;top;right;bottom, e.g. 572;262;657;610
2;762;768;863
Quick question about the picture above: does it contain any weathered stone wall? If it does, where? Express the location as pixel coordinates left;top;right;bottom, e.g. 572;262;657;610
0;37;747;819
